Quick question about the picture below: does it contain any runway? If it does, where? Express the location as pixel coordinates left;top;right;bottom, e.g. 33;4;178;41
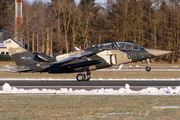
1;80;180;90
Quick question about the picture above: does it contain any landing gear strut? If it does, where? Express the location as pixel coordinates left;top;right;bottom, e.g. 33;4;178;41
145;58;151;72
76;68;91;82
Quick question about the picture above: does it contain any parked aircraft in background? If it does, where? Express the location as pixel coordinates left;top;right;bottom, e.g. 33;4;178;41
4;39;172;81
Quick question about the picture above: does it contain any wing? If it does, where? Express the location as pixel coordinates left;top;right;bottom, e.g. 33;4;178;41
48;50;102;66
60;60;101;69
48;60;101;73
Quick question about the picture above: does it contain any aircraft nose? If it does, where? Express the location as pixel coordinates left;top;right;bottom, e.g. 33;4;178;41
145;49;172;57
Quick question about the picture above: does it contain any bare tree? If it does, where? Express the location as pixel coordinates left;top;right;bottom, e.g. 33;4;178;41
71;7;81;51
79;0;100;48
61;0;76;53
23;1;31;50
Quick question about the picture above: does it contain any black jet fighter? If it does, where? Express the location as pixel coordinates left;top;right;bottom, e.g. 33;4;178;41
4;39;172;81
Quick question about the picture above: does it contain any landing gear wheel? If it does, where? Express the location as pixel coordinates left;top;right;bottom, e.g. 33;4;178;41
84;75;91;81
145;58;151;72
146;66;151;72
76;74;85;82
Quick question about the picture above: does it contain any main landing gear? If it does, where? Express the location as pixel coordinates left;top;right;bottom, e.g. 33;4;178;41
76;69;91;82
145;58;151;72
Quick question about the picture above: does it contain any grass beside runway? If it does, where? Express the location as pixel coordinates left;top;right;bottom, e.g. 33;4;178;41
0;71;179;79
0;61;180;79
0;95;180;119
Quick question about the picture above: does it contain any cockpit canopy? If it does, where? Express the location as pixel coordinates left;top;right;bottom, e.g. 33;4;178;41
97;42;145;51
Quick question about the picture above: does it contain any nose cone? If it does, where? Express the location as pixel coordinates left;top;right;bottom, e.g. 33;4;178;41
145;49;172;57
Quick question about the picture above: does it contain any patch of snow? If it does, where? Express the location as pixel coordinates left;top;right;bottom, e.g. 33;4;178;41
154;106;180;109
125;84;130;89
1;83;180;95
82;112;134;118
4;65;15;69
98;113;115;118
0;65;15;71
136;65;140;67
173;66;179;68
2;83;11;92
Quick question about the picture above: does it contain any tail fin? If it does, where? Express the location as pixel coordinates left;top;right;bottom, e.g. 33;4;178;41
4;39;44;67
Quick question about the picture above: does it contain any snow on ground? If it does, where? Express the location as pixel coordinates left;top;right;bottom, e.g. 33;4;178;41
0;65;180;95
1;83;180;95
0;65;15;71
154;106;180;109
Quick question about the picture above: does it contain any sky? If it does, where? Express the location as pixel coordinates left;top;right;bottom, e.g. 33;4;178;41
27;0;107;4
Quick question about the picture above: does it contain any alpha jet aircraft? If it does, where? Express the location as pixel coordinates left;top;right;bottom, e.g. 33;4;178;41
4;39;171;81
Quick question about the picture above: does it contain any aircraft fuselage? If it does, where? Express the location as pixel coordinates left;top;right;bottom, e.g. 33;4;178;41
4;39;172;81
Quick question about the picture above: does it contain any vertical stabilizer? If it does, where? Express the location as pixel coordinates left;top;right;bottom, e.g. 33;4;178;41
4;39;43;67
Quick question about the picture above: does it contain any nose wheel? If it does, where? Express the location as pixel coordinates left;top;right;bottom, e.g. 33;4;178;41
146;58;151;72
146;66;151;72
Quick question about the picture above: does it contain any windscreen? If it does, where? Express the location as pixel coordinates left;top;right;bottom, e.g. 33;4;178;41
116;42;144;51
98;43;112;50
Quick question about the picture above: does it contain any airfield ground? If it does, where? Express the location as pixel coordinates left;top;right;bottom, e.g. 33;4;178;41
0;62;180;119
0;95;180;119
0;71;180;80
0;61;180;79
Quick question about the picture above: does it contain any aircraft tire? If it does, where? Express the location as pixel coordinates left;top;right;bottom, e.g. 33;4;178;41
76;74;85;82
84;75;91;81
146;66;151;72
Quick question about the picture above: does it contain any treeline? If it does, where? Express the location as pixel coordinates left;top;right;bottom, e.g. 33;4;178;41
0;0;180;63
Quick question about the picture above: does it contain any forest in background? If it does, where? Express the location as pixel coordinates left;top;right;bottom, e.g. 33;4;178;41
0;0;180;63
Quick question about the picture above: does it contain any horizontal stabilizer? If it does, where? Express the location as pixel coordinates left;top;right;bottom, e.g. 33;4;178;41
7;68;31;72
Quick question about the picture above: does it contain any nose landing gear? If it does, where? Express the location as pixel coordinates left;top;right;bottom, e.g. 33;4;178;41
145;58;151;72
